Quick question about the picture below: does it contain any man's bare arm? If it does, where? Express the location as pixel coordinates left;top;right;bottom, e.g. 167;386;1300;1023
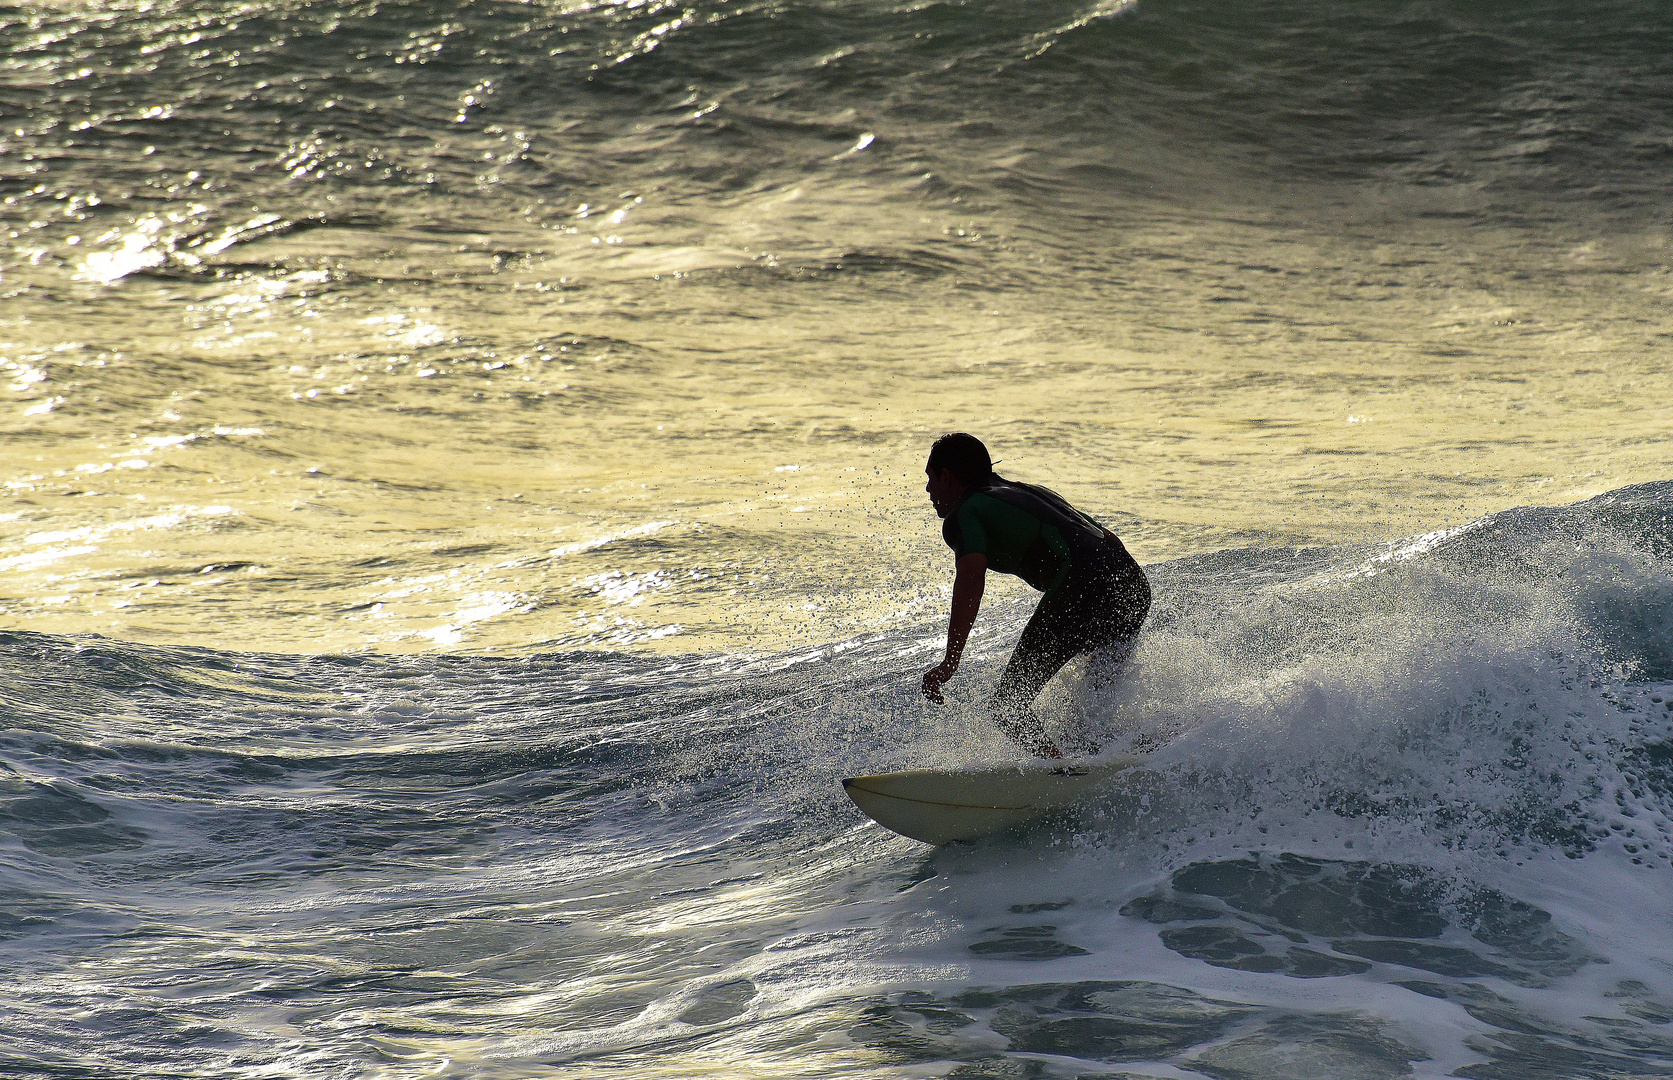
921;553;987;703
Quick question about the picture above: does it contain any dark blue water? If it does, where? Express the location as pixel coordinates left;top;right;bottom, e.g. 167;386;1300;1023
8;0;1673;282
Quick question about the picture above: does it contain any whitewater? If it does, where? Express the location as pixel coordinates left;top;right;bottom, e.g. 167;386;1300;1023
4;0;1673;1076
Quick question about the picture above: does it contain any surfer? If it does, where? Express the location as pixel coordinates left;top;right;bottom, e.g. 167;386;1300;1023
920;433;1150;758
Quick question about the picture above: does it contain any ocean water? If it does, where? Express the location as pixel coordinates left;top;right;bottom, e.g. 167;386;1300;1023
3;0;1673;1076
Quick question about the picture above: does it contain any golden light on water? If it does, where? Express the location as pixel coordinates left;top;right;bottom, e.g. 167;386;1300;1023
5;195;1668;653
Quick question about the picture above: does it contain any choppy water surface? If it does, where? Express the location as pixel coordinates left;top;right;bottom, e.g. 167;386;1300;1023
5;0;1671;652
6;486;1673;1078
3;0;1672;1076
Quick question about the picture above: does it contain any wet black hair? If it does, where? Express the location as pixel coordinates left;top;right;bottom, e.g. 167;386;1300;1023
926;432;994;485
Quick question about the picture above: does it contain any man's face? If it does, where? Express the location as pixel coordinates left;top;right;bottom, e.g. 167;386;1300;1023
925;466;963;519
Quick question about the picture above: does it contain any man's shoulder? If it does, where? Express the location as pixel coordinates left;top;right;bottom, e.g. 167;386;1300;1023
951;495;987;533
981;479;1098;531
961;489;1010;514
941;510;965;552
963;486;1040;523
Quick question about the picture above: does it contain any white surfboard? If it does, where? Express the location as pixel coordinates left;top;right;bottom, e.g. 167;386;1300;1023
842;757;1145;845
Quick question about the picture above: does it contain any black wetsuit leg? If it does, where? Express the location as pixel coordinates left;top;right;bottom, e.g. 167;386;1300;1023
989;543;1151;755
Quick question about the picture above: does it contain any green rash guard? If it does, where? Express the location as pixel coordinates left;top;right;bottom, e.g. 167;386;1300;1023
943;482;1107;596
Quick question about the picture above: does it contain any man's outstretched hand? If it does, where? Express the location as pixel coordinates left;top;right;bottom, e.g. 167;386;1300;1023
921;660;957;704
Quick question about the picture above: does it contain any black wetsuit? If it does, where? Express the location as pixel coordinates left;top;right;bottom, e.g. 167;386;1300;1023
942;475;1151;754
